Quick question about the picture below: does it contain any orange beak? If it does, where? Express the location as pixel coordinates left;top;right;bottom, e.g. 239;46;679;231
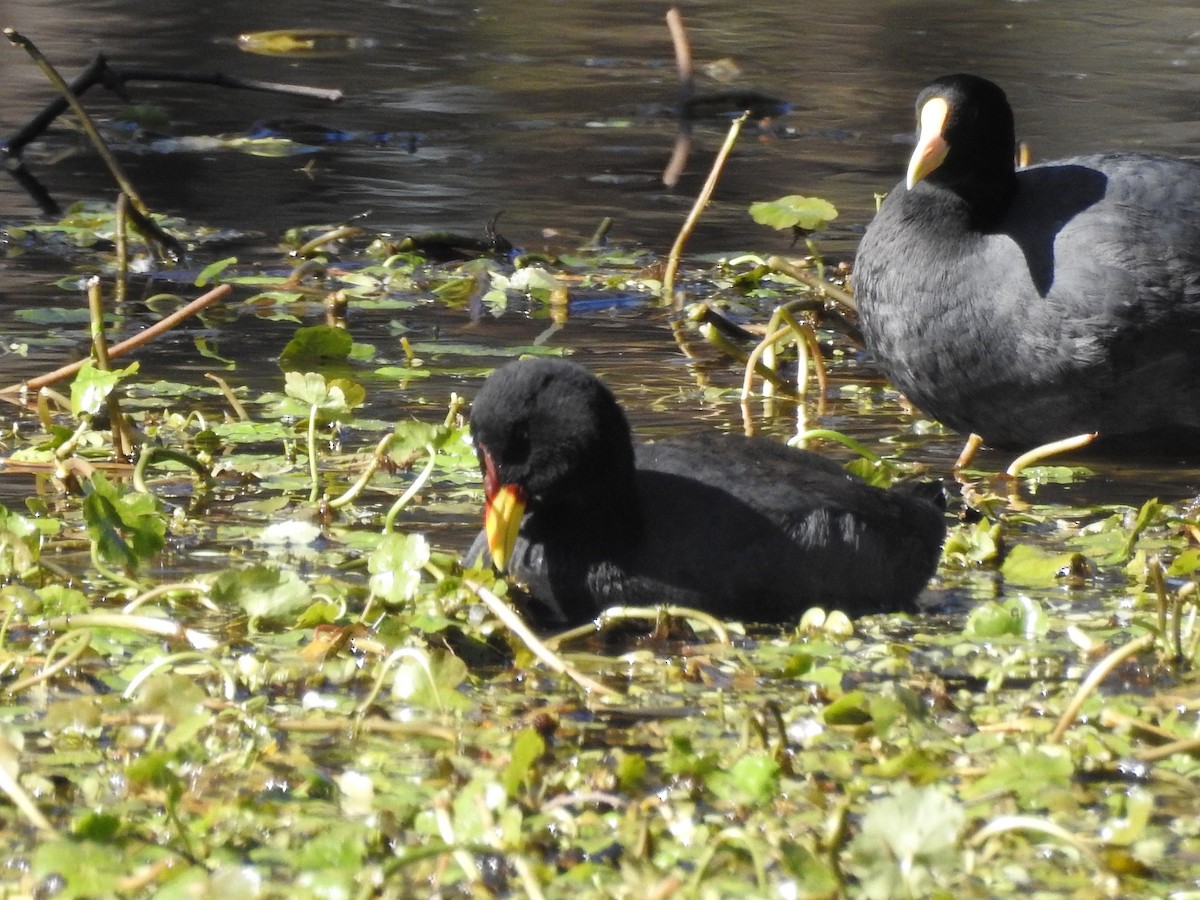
480;447;526;573
906;96;950;189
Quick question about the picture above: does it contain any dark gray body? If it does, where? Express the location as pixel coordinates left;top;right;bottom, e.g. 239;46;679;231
468;433;946;627
855;152;1200;448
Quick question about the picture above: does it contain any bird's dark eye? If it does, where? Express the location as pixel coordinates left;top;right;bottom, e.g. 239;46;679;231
508;424;531;463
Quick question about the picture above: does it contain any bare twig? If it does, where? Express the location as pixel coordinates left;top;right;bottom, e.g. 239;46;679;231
954;433;986;469
662;5;695;187
3;52;111;160
5;29;183;257
88;276;135;457
3;51;341;160
2;41;340;214
2;283;233;395
91;65;342;101
662;112;749;307
666;6;693;90
114;193;130;303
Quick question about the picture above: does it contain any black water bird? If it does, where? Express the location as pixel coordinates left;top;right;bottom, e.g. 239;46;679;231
466;358;946;627
854;73;1200;449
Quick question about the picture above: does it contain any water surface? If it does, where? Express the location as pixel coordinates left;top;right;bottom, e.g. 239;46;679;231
4;0;1199;246
3;0;1200;582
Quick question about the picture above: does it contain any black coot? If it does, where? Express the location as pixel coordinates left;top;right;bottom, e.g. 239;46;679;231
465;358;946;627
854;73;1200;449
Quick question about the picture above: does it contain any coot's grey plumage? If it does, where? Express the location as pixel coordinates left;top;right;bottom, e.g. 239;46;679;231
854;73;1200;449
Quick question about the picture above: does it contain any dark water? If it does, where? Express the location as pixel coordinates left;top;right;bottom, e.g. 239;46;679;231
5;0;1200;248
4;0;1200;554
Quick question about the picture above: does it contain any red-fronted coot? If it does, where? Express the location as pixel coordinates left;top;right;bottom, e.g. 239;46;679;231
854;73;1200;449
466;358;946;627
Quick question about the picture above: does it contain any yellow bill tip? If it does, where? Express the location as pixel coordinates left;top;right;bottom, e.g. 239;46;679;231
484;483;526;573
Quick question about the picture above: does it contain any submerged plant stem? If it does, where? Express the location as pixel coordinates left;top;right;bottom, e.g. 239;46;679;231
741;324;793;400
382;444;437;532
43;612;218;651
293;225;364;258
123;581;215;614
273;717;457;741
511;856;547;900
545;604;733;649
969;815;1099;868
585;216;614;248
356;647;439;716
778;304;828;410
955;433;986;470
793;428;884;464
1048;631;1156;743
89;540;140;589
122;650;237;701
766;256;856;311
205;372;250;421
0;755;58;837
5;628;92;695
464;578;619;698
433;798;485;887
133;446;214;496
306;404;321;504
88;277;134;457
115;193;129;304
328;433;394;510
1136;734;1200;763
691;828;768;894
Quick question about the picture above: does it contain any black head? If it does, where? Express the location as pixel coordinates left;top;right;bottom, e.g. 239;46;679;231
908;74;1018;217
470;358;637;511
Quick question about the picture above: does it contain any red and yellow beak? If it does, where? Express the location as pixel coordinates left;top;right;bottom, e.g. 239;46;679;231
480;447;526;573
906;96;950;189
484;482;526;573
